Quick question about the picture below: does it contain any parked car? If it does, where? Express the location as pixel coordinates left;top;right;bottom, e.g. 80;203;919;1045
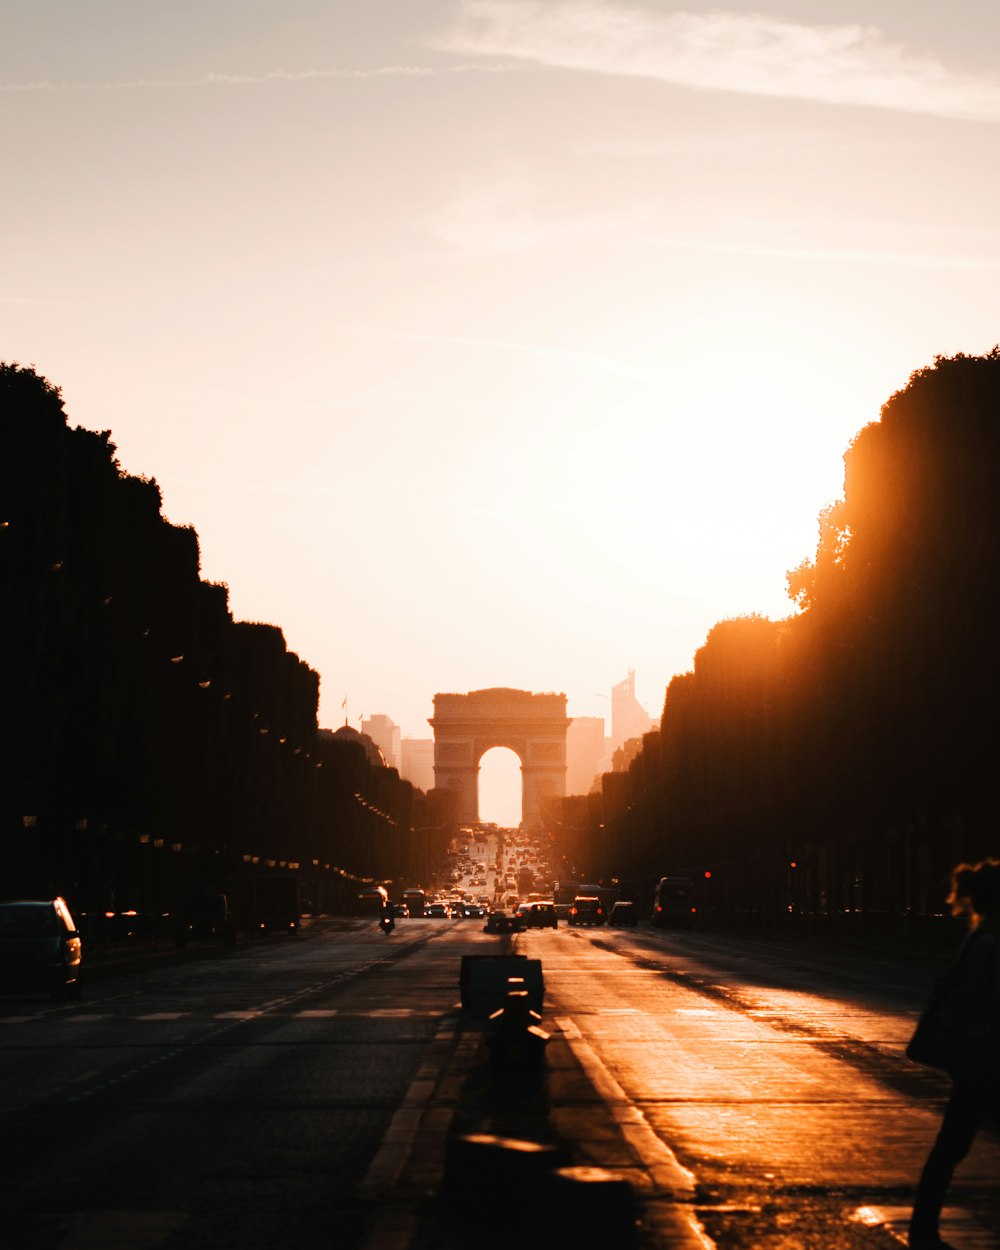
0;898;83;998
609;900;639;927
569;896;606;927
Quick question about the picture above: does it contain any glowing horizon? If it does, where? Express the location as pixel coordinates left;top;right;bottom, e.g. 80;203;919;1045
3;0;999;749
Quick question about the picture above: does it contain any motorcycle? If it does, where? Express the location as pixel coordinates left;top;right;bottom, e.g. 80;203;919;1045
379;911;395;935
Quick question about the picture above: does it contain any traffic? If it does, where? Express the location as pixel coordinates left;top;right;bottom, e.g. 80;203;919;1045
361;825;670;933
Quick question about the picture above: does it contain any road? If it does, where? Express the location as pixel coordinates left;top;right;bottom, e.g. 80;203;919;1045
1;915;998;1250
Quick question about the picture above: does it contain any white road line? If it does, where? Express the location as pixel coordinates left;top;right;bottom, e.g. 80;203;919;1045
57;1209;187;1248
359;1020;454;1203
856;1204;1000;1248
554;1015;696;1196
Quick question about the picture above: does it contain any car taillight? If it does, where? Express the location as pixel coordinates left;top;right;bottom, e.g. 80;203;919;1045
691;907;697;913
570;907;577;915
655;905;662;912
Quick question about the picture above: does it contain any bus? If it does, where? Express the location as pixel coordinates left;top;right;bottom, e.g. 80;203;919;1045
401;888;426;918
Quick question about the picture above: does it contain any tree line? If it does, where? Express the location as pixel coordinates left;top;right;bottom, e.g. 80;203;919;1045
555;350;1000;935
0;364;450;929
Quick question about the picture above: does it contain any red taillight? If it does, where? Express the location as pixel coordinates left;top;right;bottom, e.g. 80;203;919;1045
691;907;697;914
655;905;662;912
570;907;577;915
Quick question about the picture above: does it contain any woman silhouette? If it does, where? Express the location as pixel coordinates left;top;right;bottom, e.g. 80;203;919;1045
909;859;1000;1249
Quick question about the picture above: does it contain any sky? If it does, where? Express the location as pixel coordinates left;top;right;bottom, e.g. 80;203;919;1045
5;1;1000;819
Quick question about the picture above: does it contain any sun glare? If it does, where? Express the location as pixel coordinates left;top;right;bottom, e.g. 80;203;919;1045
478;747;522;827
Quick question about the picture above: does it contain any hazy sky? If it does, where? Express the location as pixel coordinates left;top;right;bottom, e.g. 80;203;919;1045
5;3;1000;793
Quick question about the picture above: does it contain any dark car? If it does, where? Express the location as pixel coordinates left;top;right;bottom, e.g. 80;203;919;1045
568;896;606;927
0;898;83;998
484;910;525;934
516;901;558;929
609;900;639;927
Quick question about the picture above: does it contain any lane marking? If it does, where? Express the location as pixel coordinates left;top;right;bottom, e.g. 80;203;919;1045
136;1013;188;1021
58;1209;187;1248
855;1204;1000;1249
359;1020;454;1200
554;1016;696;1196
294;1009;338;1018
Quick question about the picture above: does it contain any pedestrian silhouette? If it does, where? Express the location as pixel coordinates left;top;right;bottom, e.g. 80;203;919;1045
909;859;1000;1249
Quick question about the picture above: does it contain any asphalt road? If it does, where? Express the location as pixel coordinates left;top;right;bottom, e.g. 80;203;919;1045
1;916;998;1250
0;920;465;1250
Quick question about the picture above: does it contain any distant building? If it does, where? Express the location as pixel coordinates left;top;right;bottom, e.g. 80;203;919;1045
400;738;435;794
362;714;401;773
611;670;655;751
319;724;386;767
566;715;606;796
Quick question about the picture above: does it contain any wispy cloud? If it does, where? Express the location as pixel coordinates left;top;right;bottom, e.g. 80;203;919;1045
437;1;1000;122
664;237;1000;272
328;320;652;379
0;63;520;92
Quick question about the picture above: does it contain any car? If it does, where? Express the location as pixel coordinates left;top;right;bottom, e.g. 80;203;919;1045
0;898;83;998
516;901;558;929
568;896;606;927
426;902;451;919
484;910;525;934
609;900;639;927
554;903;573;922
392;903;410;919
462;903;486;919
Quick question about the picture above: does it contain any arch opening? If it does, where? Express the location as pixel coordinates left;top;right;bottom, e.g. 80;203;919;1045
478;747;522;828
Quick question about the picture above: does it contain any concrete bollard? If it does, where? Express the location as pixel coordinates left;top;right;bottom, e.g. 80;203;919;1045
545;1166;640;1249
459;955;543;1017
442;1134;570;1210
486;984;550;1092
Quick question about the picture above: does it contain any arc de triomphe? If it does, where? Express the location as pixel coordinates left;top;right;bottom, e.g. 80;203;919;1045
429;688;570;829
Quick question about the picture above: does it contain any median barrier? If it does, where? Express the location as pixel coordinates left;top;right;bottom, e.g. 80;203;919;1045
442;1134;570;1209
459;954;543;1017
545;1166;639;1248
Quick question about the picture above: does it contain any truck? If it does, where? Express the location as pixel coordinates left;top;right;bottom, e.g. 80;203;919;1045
516;865;536;895
650;876;698;927
253;875;301;934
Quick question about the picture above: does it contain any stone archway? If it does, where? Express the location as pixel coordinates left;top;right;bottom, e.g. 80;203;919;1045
429;688;570;829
